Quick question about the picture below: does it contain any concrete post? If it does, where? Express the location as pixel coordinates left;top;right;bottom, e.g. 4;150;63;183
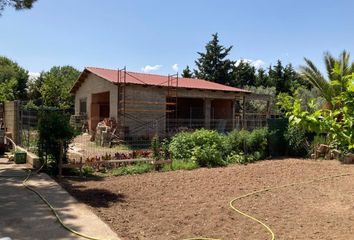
242;96;246;129
204;99;211;129
4;101;21;144
232;99;236;129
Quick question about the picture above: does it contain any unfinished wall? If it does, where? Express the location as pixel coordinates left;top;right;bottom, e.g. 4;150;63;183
74;74;118;130
123;85;166;138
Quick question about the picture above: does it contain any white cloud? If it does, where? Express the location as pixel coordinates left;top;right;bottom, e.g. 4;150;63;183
141;64;162;73
28;72;40;81
235;59;265;69
252;59;265;68
172;63;179;72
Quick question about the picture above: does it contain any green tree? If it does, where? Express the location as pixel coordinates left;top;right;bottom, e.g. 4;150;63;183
27;71;44;105
194;33;234;85
39;66;80;109
0;0;36;14
267;60;305;95
181;65;193;78
300;50;354;109
255;68;268;87
231;60;256;87
0;56;28;101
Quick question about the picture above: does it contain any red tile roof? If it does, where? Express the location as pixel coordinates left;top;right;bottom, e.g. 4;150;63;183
71;67;251;94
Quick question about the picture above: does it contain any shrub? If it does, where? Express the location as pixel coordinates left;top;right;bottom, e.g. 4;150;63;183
226;151;261;164
223;130;244;155
247;128;268;158
226;152;246;164
82;165;95;176
224;128;268;159
169;129;226;167
191;144;226;167
190;129;225;167
284;125;310;157
38;110;75;172
169;131;194;160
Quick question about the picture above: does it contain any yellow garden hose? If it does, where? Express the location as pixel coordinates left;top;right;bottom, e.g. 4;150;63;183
22;169;112;240
183;172;353;240
4;136;110;240
6;141;352;240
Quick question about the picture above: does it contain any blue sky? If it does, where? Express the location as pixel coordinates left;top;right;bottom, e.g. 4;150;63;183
1;0;354;77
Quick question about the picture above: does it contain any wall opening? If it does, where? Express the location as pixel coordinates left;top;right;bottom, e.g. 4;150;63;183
211;99;233;132
166;97;205;130
91;91;110;130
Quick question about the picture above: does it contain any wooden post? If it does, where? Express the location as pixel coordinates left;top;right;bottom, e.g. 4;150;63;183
58;140;63;179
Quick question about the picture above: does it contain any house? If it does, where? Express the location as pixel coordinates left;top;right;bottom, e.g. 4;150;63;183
70;67;252;140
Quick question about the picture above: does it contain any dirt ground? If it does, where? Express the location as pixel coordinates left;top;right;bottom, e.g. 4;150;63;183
61;159;354;240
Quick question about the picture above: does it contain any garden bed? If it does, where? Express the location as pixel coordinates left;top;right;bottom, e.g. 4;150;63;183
61;159;354;240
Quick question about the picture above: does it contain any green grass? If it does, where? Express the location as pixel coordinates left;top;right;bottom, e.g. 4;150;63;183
110;163;154;176
162;160;199;171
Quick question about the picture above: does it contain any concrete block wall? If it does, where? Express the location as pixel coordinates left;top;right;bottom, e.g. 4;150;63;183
124;85;166;138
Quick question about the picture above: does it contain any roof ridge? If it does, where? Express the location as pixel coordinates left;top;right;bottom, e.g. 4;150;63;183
86;66;193;80
84;66;250;93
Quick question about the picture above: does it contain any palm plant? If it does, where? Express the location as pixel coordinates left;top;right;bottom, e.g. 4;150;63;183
300;50;354;109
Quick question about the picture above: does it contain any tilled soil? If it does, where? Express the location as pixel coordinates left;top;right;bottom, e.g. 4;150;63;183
61;159;354;240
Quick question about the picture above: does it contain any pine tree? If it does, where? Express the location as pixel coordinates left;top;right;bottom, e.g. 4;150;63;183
194;33;233;85
231;60;256;87
255;68;268;87
181;65;193;78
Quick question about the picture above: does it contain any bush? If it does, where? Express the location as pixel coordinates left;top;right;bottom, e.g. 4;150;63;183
169;128;268;168
223;130;244;155
169;129;226;167
284;125;310;157
191;144;226;167
169;131;194;160
224;128;268;159
247;128;268;158
82;165;95;176
38;110;75;172
226;152;246;164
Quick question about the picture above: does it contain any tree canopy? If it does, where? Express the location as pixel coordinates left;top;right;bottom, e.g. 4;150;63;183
0;56;28;101
38;66;80;110
232;60;256;87
194;33;234;85
181;65;193;78
0;0;36;14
